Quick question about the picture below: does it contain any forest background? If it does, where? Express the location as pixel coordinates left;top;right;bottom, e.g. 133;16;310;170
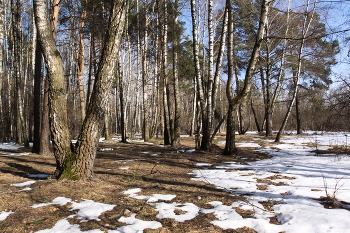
0;0;350;180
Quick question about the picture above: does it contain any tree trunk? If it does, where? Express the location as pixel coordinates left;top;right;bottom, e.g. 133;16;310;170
296;94;302;134
172;0;180;146
40;78;50;155
0;0;4;143
73;0;127;180
251;100;261;132
12;0;26;145
204;0;214;149
118;66;126;143
224;0;271;155
32;39;42;153
142;10;150;142
158;0;171;145
34;0;72;177
224;0;236;154
76;3;87;123
190;0;207;150
275;0;314;142
104;107;111;141
87;32;95;107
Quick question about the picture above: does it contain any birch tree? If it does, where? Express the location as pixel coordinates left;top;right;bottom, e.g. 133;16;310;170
190;0;227;151
275;0;316;142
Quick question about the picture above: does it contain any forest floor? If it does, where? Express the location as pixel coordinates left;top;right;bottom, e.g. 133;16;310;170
0;133;349;233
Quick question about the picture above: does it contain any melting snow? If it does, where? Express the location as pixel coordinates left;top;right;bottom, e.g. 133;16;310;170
0;211;14;221
11;181;36;187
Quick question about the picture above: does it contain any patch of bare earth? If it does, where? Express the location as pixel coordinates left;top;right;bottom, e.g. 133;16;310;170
0;136;269;232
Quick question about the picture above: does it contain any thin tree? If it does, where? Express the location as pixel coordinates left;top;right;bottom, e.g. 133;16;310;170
171;0;181;146
76;0;87;123
0;0;5;143
12;0;26;145
190;0;227;151
275;0;316;142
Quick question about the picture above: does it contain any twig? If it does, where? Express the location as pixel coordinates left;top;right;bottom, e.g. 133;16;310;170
150;163;158;175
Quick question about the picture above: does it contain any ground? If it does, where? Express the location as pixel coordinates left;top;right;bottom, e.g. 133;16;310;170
0;133;349;232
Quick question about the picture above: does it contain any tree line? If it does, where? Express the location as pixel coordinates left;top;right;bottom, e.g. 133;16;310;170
0;0;348;180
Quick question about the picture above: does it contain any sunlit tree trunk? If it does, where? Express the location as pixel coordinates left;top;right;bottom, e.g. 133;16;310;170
275;0;315;142
157;0;171;145
224;0;271;155
103;109;111;141
34;0;72;176
142;9;150;142
172;0;180;146
12;0;26;145
87;32;95;107
40;77;50;155
190;0;207;150
32;39;42;153
76;0;87;123
205;0;214;148
73;0;127;179
262;1;290;137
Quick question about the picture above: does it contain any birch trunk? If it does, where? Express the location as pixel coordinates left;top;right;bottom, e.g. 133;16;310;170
142;10;150;142
73;0;127;179
12;0;26;145
190;0;207;150
32;39;42;153
34;0;72;176
275;0;315;142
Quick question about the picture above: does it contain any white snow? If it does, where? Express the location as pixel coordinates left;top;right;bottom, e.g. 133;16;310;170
236;142;262;147
108;212;162;233
0;142;23;150
70;199;116;221
122;188;176;203
11;181;36;187
0;152;29;157
0;211;14;221
32;197;116;222
190;132;350;232
185;149;196;153
36;219;103;233
155;202;200;222
31;197;72;208
99;148;113;151
195;163;212;167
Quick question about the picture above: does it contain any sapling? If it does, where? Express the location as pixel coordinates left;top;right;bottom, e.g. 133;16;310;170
321;171;344;208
